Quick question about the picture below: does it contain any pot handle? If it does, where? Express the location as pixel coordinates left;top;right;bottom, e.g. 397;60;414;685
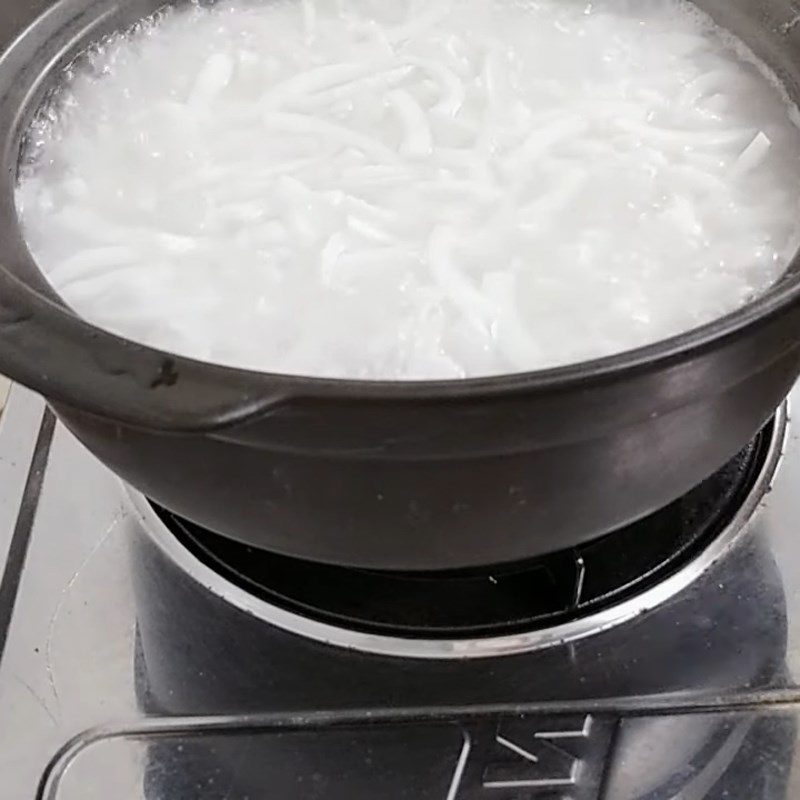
0;266;289;431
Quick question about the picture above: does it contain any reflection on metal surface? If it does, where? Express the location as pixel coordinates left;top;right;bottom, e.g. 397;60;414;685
126;404;787;659
39;708;796;800
481;717;593;790
445;734;471;800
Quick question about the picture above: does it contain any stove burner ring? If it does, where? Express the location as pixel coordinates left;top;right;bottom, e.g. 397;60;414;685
130;404;786;659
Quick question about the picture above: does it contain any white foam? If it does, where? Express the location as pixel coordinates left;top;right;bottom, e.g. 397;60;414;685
16;0;800;379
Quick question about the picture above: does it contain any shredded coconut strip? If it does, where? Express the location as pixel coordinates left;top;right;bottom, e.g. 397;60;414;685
732;131;772;177
387;88;433;157
261;111;402;163
428;225;496;332
260;62;382;109
405;55;465;117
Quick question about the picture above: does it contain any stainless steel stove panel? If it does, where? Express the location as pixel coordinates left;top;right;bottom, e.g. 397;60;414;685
0;381;798;798
39;708;799;800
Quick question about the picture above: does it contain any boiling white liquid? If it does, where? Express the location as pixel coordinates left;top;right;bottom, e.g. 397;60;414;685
16;0;800;379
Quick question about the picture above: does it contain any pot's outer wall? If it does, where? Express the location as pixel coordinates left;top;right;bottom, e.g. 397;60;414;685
57;306;800;569
3;0;800;568
57;328;800;568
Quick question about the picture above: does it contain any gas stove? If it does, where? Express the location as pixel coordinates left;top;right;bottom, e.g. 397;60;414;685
0;383;799;800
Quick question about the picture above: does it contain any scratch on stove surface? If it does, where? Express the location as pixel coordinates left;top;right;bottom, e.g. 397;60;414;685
44;514;121;721
14;674;58;727
781;11;800;33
